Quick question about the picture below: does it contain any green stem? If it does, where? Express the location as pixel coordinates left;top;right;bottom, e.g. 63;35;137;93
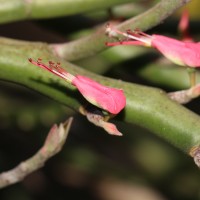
51;0;191;61
0;0;135;24
187;68;196;87
138;60;200;89
0;37;200;155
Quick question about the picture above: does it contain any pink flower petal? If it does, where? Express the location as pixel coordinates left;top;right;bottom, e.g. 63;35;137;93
72;75;126;114
152;35;200;67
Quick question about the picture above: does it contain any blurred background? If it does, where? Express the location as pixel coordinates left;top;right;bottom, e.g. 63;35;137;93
0;0;200;199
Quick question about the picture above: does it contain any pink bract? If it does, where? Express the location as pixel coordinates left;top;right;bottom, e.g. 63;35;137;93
72;75;126;114
151;35;200;67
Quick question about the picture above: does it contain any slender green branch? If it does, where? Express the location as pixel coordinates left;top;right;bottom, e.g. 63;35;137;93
75;46;149;74
0;117;73;188
138;58;200;89
51;0;191;61
0;0;135;24
0;37;200;157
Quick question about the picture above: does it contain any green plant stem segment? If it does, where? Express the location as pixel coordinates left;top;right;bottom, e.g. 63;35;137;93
0;117;73;188
51;0;191;61
138;61;200;90
0;0;135;24
0;37;200;155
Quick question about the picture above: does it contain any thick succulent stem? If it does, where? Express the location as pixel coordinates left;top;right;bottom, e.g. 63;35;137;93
0;37;199;156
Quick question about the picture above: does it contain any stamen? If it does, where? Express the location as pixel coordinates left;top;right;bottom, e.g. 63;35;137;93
125;32;151;45
37;58;42;63
127;29;152;38
28;58;75;83
105;24;151;46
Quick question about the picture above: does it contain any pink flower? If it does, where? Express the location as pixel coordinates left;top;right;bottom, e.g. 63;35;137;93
29;58;126;114
106;26;200;68
72;75;126;114
151;35;200;67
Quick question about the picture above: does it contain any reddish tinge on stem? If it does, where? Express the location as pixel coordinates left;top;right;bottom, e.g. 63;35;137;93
28;58;75;82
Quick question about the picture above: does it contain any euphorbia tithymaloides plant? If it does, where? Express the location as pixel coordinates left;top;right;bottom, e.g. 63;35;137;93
29;58;126;136
106;24;200;87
